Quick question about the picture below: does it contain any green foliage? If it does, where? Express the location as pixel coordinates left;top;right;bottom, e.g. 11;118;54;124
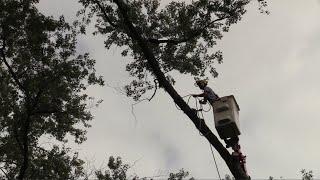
95;156;193;180
301;169;313;180
77;0;268;100
95;156;130;180
168;169;194;180
25;146;85;180
0;0;103;178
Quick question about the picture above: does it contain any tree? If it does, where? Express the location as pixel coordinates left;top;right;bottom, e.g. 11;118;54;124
77;0;268;179
94;156;194;180
268;176;274;180
0;0;103;179
301;169;313;180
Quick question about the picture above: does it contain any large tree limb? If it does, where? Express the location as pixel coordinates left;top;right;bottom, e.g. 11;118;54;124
92;0;117;28
17;112;31;180
112;0;248;179
17;81;59;179
1;31;31;180
0;43;28;94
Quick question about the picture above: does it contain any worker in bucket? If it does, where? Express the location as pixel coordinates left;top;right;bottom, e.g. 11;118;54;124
193;80;238;149
192;79;219;104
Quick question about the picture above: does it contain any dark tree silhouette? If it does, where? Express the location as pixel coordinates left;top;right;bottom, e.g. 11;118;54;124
0;0;103;179
95;156;194;180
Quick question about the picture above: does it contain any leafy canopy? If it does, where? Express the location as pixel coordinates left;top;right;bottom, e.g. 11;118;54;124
0;0;103;178
78;0;268;100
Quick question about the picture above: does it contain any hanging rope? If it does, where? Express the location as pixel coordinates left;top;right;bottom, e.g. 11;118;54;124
210;143;222;180
174;95;222;180
195;98;222;180
200;101;212;112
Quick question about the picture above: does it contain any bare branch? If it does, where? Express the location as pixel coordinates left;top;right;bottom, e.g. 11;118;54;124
127;156;143;170
130;79;158;125
148;79;158;101
148;16;229;44
0;166;9;180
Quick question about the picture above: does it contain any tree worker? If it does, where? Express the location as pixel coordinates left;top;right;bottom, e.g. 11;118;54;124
192;79;219;104
192;80;239;149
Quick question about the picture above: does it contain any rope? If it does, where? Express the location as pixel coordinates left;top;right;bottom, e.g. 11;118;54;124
190;96;222;180
210;143;222;180
196;99;222;180
173;94;222;180
174;94;192;110
200;101;212;112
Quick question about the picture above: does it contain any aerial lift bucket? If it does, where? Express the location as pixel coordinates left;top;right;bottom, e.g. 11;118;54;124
212;95;241;139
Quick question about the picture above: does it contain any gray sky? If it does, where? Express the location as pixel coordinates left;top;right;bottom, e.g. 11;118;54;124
38;0;320;179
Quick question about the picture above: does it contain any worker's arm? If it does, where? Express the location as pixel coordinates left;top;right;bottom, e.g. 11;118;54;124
193;90;210;97
192;93;205;97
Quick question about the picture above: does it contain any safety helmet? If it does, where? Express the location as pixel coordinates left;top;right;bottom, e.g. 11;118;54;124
196;80;208;87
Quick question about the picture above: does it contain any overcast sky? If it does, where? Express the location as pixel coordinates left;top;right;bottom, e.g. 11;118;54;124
38;0;320;179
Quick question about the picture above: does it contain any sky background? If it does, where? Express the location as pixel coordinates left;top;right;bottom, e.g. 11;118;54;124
38;0;320;179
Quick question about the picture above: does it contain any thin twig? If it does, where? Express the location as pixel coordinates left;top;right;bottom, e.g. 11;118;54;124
148;16;229;44
127;156;143;170
0;166;9;180
148;79;158;101
130;79;158;126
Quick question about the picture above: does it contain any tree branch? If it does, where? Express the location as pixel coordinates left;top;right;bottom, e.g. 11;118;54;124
17;74;65;179
92;0;117;28
13;121;24;152
148;16;229;44
0;37;28;94
148;79;158;101
0;28;29;167
17;112;31;180
30;77;62;108
112;1;248;179
0;166;10;180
